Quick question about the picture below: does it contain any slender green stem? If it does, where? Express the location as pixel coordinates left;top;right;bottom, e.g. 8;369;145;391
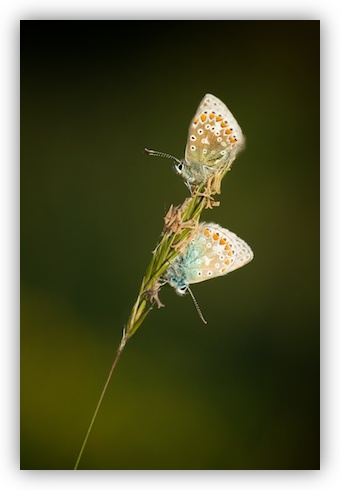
74;334;127;470
73;180;223;468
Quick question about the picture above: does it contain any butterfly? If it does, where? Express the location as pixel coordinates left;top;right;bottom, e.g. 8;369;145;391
146;93;245;191
164;222;253;322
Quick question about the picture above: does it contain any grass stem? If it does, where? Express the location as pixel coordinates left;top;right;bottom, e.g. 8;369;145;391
73;170;229;468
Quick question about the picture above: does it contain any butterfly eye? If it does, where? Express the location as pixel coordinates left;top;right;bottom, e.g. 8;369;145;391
177;285;187;295
175;162;184;174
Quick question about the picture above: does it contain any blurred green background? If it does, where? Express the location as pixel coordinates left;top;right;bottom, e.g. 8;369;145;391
20;21;319;469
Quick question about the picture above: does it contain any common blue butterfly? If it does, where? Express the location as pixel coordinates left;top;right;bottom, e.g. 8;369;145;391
146;94;245;191
165;222;253;296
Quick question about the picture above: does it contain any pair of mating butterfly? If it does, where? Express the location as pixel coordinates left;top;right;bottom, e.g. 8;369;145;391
146;94;253;322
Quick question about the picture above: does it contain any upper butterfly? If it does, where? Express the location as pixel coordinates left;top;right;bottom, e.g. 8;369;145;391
145;93;245;191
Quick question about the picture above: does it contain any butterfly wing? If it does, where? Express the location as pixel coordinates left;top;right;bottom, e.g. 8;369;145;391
184;94;245;181
184;222;253;285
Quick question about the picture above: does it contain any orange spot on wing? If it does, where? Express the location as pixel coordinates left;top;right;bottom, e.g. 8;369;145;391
216;116;223;122
193;118;198;124
225;244;230;250
209;113;215;119
221;121;227;128
225;260;230;265
225;129;232;134
229;135;237;143
219;238;226;245
201;114;207;122
228;251;232;256
213;233;219;240
221;268;227;273
203;229;210;237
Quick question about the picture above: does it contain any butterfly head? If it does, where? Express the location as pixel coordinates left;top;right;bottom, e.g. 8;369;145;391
173;159;198;191
173;159;185;177
175;284;188;296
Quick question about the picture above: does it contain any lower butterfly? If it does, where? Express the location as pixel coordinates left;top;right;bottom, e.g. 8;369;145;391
164;222;253;323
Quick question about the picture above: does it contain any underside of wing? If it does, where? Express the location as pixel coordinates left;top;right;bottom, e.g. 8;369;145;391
185;94;245;170
185;222;253;285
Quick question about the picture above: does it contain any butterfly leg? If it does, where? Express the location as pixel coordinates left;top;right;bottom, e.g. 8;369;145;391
192;176;220;209
144;280;165;309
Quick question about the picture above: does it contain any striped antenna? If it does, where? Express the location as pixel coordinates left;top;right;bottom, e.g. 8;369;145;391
187;286;208;325
145;148;183;167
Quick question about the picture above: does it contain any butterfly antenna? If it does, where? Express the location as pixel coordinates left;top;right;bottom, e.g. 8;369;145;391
187;287;208;325
145;148;182;167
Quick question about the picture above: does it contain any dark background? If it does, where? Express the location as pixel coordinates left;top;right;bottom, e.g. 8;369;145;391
20;20;320;470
